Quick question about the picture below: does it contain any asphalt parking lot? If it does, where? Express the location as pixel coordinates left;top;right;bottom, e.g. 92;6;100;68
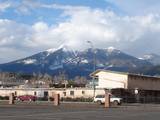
0;102;160;120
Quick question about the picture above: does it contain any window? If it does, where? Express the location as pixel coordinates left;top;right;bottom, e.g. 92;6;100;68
63;92;66;96
95;95;105;98
14;91;17;96
70;91;74;96
44;91;48;97
94;76;99;86
82;91;85;95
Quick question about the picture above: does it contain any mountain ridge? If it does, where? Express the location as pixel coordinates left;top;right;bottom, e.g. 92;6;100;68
0;46;155;78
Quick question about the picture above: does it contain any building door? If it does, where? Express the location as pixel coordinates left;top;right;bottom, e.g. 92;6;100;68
44;91;48;98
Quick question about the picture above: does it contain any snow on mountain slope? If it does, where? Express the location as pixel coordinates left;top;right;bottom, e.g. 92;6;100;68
0;46;153;78
23;59;37;64
107;46;117;53
141;53;160;65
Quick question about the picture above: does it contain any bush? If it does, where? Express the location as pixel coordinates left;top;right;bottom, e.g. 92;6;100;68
61;97;93;102
0;96;9;100
49;97;54;101
37;97;48;101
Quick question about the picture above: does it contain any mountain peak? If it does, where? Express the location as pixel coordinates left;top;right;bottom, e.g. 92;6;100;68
45;47;60;56
46;45;74;52
107;46;116;52
46;48;57;53
104;46;120;54
59;44;74;52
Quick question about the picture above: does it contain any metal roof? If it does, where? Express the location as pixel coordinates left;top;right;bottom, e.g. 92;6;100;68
90;69;160;79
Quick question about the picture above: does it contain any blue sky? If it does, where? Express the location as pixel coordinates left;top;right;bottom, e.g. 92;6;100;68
0;0;118;24
1;0;160;63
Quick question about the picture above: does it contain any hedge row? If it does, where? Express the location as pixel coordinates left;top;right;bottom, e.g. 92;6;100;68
61;97;93;102
0;96;9;100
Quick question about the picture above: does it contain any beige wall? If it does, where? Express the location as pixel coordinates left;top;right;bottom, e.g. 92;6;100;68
58;88;105;98
0;88;49;97
93;70;160;91
95;71;128;89
128;75;160;90
0;88;105;98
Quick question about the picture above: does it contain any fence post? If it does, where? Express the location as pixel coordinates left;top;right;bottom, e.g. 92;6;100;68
9;93;15;105
104;93;110;108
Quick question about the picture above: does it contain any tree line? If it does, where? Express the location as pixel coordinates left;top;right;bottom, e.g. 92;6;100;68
0;72;88;88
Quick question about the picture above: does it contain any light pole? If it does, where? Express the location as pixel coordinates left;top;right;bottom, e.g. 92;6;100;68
87;41;96;98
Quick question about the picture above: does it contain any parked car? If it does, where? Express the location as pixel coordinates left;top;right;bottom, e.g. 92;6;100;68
16;95;37;101
94;94;122;105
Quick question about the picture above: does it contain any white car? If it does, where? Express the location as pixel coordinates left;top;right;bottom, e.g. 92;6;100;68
94;94;122;105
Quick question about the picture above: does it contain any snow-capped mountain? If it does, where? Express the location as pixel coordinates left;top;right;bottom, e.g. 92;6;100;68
140;53;160;65
0;46;152;78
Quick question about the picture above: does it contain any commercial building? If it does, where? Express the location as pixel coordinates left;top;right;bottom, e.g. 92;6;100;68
90;69;160;102
0;88;105;99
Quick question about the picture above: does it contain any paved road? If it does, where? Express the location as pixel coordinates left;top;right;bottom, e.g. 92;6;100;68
0;102;160;120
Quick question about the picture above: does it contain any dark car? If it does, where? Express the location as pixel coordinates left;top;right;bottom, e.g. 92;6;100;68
16;95;37;101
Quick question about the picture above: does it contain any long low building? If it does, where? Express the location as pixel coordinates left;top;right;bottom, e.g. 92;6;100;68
0;87;105;99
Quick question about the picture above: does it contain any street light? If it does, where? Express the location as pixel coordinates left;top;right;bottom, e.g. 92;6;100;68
87;41;96;98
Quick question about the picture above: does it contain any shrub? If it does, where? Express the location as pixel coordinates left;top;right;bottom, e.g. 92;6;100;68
37;97;48;101
0;96;9;100
61;97;93;102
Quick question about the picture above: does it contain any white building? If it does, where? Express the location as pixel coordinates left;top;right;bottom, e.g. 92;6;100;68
90;69;160;91
90;70;160;103
90;70;128;89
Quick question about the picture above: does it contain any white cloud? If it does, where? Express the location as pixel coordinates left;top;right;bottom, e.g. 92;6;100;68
1;6;160;63
42;3;90;11
0;19;32;47
0;19;38;63
0;1;11;12
28;8;160;55
32;22;48;32
14;0;43;15
105;0;160;15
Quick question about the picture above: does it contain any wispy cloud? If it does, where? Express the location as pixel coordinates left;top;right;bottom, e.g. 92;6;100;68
14;0;42;15
105;0;160;15
0;1;11;12
41;3;90;11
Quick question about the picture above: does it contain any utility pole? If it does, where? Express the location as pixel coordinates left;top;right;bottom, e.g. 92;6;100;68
87;41;96;98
